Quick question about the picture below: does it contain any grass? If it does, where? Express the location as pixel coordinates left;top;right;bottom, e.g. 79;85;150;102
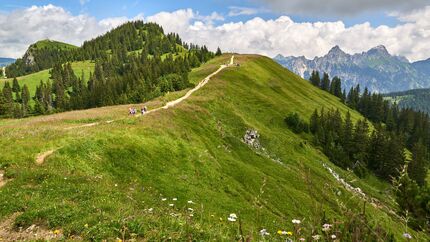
31;39;78;51
0;54;427;240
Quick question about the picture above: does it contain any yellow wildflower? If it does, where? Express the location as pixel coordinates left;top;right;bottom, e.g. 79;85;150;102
53;229;61;235
84;224;89;228
287;231;293;236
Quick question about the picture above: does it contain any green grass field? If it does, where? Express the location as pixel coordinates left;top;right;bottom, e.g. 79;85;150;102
30;39;78;51
0;54;426;241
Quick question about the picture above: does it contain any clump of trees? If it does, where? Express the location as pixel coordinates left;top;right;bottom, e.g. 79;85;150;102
0;78;30;118
306;70;430;231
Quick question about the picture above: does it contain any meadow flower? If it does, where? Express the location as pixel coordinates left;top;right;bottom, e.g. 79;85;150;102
188;208;194;212
322;223;332;232
299;238;306;241
53;229;61;235
162;198;167;201
312;235;321;240
292;219;301;224
277;230;288;235
173;198;177;201
287;231;293;236
260;229;270;236
148;208;153;212
228;213;237;222
169;203;174;207
403;233;412;239
331;234;337;239
187;200;194;204
189;214;194;217
84;224;89;228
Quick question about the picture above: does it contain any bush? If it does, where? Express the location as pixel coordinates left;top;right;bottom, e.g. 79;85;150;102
285;112;309;134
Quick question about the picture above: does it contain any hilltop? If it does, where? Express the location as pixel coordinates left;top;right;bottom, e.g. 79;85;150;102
274;45;430;93
0;54;427;241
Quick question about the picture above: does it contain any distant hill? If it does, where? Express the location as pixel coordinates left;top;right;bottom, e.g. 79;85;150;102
384;88;430;114
412;58;430;76
274;45;430;93
0;57;15;67
6;40;78;77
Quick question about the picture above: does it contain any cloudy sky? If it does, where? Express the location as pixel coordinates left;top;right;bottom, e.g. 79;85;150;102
0;0;429;61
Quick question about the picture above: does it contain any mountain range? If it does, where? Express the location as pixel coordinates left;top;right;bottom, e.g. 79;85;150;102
0;58;15;67
274;45;430;93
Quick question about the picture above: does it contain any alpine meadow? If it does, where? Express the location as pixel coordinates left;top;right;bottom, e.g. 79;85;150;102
0;1;429;241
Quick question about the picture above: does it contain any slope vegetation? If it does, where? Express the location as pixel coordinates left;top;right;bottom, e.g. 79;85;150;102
0;54;426;240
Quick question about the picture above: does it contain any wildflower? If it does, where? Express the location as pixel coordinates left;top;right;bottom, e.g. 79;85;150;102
84;224;89;228
312;235;321;241
53;229;61;235
292;219;301;224
187;200;194;204
403;233;412;239
287;231;293;236
188;208;194;212
228;213;237;222
173;198;177;201
331;234;337;239
299;238;306;241
148;208;153;212
114;184;118;187
322;223;332;232
189;214;194;217
169;203;174;207
277;230;288;235
116;239;123;242
260;229;270;236
161;198;167;201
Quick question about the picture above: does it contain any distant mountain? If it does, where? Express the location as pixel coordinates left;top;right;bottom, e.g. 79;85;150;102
274;45;430;93
412;58;430;76
0;57;15;67
384;88;430;114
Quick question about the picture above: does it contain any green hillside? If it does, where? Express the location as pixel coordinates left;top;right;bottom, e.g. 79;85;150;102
384;88;430;114
1;61;95;101
30;39;78;51
0;55;426;240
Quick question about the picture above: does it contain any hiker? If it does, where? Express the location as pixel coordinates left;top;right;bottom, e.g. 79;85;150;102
144;106;148;112
129;107;133;115
141;107;145;115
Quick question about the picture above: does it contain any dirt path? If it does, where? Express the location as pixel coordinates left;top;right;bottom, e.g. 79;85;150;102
65;55;235;129
0;213;63;241
36;150;56;165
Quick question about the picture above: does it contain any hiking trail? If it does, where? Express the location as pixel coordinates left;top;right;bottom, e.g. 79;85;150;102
36;150;56;165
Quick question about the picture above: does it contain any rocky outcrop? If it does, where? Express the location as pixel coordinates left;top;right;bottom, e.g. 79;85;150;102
243;129;261;149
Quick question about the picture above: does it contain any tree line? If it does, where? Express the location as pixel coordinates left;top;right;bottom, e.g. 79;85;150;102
1;21;220;117
293;70;430;231
6;21;219;78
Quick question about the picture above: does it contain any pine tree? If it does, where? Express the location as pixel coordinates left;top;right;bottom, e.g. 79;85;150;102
309;70;320;87
215;47;222;56
12;77;20;93
320;72;331;91
408;141;428;186
21;84;30;116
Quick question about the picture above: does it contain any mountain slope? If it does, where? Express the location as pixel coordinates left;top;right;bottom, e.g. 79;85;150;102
274;46;429;93
0;54;426;240
413;58;430;76
384;88;430;114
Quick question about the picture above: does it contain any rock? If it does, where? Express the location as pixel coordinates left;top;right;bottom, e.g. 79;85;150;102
243;129;261;149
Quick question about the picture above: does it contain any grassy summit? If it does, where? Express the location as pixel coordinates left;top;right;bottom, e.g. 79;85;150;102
30;40;78;51
0;54;427;240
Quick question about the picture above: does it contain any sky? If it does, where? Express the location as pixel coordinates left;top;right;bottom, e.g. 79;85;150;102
0;0;429;61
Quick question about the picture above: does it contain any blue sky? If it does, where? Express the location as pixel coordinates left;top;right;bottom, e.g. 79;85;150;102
1;0;400;27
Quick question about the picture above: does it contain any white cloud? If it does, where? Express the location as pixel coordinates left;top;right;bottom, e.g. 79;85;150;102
79;0;90;6
0;4;135;58
146;8;430;62
258;0;429;16
1;5;430;62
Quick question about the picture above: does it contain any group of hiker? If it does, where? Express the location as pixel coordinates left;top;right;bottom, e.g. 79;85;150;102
129;106;148;115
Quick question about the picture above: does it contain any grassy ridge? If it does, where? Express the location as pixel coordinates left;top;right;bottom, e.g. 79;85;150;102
31;40;78;51
0;54;426;240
